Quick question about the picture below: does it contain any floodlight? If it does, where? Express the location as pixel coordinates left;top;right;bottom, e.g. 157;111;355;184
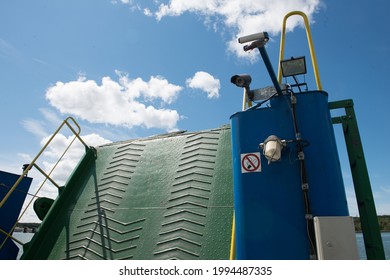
280;56;306;77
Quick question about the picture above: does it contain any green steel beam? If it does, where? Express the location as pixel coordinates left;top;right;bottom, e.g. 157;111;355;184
329;99;385;260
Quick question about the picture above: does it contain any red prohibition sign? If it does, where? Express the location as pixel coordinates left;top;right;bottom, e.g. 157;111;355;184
242;153;260;172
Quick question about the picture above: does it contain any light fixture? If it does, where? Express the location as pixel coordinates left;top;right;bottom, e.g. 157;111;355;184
259;135;285;164
280;56;306;77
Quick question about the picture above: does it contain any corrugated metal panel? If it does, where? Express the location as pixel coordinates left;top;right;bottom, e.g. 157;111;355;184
22;126;233;260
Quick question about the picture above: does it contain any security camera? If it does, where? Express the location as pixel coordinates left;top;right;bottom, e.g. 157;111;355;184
230;74;252;88
238;32;269;51
238;32;269;44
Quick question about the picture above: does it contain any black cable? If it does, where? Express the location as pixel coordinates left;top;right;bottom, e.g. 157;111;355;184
248;85;316;257
289;90;317;259
247;91;279;111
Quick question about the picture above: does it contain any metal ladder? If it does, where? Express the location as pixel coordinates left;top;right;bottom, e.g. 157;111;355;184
0;117;90;252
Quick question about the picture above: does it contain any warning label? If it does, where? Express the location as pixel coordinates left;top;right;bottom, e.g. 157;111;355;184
241;152;261;173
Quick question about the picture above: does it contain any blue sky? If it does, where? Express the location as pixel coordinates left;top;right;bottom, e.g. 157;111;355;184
1;0;389;222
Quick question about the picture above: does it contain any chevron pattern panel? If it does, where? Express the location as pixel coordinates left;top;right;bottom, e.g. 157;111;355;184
22;127;233;260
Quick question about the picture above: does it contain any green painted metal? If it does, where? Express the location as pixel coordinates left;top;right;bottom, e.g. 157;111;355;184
33;197;54;221
329;99;385;260
21;127;233;260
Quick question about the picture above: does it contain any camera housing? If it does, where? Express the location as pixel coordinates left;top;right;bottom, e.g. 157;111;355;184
238;32;269;44
230;74;252;88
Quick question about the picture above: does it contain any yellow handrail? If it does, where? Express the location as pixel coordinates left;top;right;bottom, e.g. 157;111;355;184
229;214;236;260
0;117;89;252
277;11;322;90
241;89;252;110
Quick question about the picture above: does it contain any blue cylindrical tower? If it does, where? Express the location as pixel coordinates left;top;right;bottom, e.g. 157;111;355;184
230;91;348;259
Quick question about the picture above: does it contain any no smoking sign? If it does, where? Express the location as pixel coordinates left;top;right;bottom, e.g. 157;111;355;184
240;152;261;173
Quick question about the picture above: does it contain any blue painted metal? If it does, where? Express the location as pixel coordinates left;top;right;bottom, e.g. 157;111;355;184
230;91;349;259
0;170;33;259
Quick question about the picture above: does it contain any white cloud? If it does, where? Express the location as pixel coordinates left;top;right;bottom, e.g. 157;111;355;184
143;8;152;17
17;153;33;163
117;71;181;104
45;73;182;131
38;108;63;125
21;119;48;138
16;131;112;223
39;132;111;184
0;38;21;61
112;0;132;5
144;0;322;60
186;71;220;99
112;0;142;12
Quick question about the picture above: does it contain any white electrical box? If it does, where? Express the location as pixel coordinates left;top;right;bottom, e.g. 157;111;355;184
314;216;359;260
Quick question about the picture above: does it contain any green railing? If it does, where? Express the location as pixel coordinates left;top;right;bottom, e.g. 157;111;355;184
330;99;385;259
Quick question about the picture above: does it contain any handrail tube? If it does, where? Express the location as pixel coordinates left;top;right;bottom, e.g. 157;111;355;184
32;164;61;190
64;117;89;149
277;11;322;90
0;117;88;208
242;88;252;110
32;133;79;191
0;228;23;246
0;117;90;251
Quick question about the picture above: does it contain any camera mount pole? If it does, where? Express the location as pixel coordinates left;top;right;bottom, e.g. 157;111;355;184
243;34;283;96
258;46;283;96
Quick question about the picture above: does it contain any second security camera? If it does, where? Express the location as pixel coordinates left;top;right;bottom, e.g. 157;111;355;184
230;74;252;88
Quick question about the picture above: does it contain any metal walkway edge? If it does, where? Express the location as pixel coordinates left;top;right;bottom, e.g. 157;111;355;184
21;126;233;260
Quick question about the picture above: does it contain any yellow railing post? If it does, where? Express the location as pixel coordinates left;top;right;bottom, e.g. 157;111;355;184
229;214;236;260
241;89;253;110
277;11;322;90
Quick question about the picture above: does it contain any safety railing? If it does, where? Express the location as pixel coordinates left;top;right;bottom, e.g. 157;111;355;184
0;117;90;252
277;11;322;91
